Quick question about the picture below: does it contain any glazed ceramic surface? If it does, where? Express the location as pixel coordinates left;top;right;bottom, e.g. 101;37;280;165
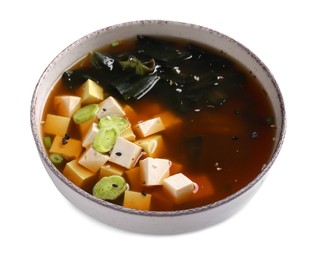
30;20;286;234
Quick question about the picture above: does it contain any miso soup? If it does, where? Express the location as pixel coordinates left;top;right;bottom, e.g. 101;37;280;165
42;35;277;211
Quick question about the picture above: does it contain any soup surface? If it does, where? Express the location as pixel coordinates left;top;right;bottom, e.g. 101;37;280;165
42;36;276;211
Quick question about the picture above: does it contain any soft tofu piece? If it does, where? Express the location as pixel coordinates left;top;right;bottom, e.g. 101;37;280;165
49;135;83;160
124;167;141;190
123;190;152;210
82;123;99;148
43;114;70;136
97;96;126;119
154;111;182;128
163;173;194;204
80;79;104;105
120;127;136;142
140;158;171;186
133;117;165;138
78;116;98;137
53;95;81;117
78;146;109;173
109;137;142;169
134;135;165;157
63;159;98;192
99;163;125;179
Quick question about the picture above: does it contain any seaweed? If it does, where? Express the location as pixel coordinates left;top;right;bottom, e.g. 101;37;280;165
111;73;161;100
136;35;192;67
62;35;245;109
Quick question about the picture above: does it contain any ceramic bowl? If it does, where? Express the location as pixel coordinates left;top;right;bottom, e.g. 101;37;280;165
30;20;286;234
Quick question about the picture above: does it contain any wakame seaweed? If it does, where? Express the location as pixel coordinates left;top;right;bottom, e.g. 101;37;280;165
62;35;244;111
136;35;192;67
62;69;108;90
112;73;161;100
90;52;121;72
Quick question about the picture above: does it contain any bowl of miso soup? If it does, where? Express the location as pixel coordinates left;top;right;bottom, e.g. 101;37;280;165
31;20;286;234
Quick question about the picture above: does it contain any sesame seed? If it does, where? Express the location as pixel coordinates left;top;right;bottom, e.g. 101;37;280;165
232;136;239;141
251;131;259;139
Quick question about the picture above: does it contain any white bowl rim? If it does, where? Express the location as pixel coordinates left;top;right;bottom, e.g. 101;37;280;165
30;19;286;218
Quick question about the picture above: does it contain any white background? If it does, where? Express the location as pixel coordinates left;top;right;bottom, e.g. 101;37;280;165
1;0;317;259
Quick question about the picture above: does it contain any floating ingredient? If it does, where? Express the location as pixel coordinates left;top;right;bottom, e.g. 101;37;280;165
99;115;130;133
93;176;127;200
49;153;64;166
73;104;99;124
93;127;119;153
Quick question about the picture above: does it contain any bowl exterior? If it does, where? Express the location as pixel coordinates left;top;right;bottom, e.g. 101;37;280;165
31;20;286;234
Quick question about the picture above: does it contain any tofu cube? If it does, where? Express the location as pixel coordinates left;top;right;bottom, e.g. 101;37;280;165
154;111;182;128
134;135;165;157
43;114;70;136
123;190;152;211
163;173;195;204
82;123;99;148
78;146;109;173
109;137;142;169
99;163;125;179
80;79;104;105
53;95;81;117
125;167;141;190
120;127;136;142
97;96;126;119
140;158;171;186
78;116;98;137
133;117;165;138
49;135;83;160
63;159;98;192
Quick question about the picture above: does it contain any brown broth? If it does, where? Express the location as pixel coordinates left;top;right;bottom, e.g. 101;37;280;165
42;36;276;211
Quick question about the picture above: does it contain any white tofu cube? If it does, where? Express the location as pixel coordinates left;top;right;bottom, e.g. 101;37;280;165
140;158;171;186
123;190;152;210
99;163;125;179
53;95;81;117
49;136;83;160
134;117;165;138
134;135;165;157
78;146;109;173
97;96;126;119
109;137;142;169
82;123;99;148
163;173;195;204
43;114;70;136
63;159;98;192
80;79;104;105
120;127;136;142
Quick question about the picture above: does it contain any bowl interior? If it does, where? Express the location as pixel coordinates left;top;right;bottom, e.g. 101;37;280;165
31;20;286;217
